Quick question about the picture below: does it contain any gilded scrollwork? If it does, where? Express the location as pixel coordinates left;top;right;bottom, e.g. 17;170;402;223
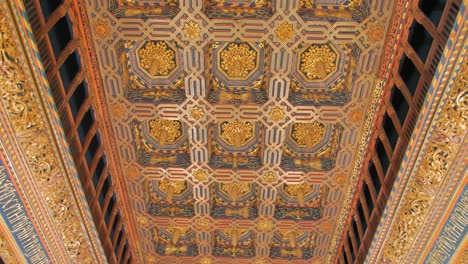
382;58;468;263
22;135;58;182
0;17;42;133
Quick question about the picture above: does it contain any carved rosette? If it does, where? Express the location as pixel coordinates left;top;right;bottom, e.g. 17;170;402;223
275;22;295;42
183;20;201;40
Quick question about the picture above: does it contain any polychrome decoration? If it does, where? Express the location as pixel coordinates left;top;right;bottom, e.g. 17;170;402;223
75;0;399;262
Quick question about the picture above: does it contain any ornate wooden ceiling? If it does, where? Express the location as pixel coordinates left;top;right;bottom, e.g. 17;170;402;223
1;0;467;263
78;0;396;263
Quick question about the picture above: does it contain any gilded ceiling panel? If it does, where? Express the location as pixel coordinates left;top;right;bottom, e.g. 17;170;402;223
82;0;396;262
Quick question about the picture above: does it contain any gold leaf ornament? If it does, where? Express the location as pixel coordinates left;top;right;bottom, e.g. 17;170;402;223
220;120;254;147
292;122;326;149
138;41;176;76
149;119;182;146
300;44;337;80
220;43;257;79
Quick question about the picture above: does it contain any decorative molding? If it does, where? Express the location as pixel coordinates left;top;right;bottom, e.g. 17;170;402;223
0;1;106;262
366;4;468;263
382;57;467;262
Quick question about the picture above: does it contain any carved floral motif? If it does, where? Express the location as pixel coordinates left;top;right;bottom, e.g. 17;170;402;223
300;44;337;80
291;122;326;149
269;107;286;122
220;120;254;147
220;43;257;79
93;20;109;38
193;169;208;182
189;106;204;120
183;20;201;40
221;182;250;202
138;41;176;76
257;219;274;232
263;171;278;183
366;23;385;42
149;119;182;145
275;22;295;42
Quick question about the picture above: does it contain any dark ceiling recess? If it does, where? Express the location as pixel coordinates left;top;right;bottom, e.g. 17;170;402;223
24;0;133;263
335;0;462;263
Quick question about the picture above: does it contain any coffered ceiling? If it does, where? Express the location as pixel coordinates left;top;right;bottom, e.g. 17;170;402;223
80;0;395;263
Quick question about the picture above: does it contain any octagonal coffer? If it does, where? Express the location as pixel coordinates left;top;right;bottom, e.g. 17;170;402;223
152;226;198;256
209;120;265;170
281;122;343;172
298;0;370;22
289;43;360;106
117;40;186;104
133;119;190;168
211;182;258;220
146;179;195;217
205;41;271;106
274;183;329;221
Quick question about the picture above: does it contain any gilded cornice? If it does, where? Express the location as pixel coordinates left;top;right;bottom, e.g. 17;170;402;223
0;1;106;263
366;4;468;263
